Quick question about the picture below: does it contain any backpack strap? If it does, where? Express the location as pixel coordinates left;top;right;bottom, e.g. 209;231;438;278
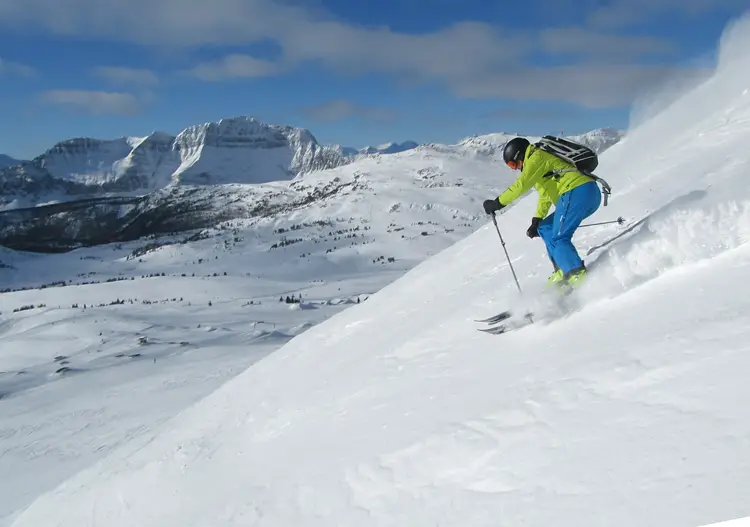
542;167;576;180
587;173;612;206
543;168;612;206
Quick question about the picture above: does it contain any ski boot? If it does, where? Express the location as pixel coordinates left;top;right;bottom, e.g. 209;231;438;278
565;266;587;288
545;268;564;289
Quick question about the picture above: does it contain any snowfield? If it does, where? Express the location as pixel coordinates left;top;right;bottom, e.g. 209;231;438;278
0;107;522;525
4;11;750;527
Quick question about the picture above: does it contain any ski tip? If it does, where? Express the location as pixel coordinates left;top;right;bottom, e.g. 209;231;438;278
477;325;508;335
474;310;512;324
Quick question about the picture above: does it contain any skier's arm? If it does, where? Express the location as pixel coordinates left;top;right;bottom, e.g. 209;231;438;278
498;152;546;206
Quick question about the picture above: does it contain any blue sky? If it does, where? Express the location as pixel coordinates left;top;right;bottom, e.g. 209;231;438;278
0;0;747;159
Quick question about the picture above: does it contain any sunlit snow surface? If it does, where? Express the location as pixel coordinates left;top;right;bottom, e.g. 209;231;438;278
5;12;750;527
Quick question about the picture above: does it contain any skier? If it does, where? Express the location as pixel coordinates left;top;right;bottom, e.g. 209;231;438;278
482;136;602;288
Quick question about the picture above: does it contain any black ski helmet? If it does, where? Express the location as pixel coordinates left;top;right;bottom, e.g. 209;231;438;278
502;137;530;167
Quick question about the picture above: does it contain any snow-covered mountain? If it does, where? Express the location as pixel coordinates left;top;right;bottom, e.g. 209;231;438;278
340;131;622;161
0;117;349;208
334;145;361;157
360;140;419;155
0;154;22;169
0;127;623;252
3;10;750;527
457;127;624;158
0;122;623;214
0;136;516;252
567;127;625;153
332;140;419;158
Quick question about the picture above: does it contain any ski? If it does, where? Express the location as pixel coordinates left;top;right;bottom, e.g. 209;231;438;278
476;310;534;334
477;324;511;334
474;311;512;324
477;316;534;335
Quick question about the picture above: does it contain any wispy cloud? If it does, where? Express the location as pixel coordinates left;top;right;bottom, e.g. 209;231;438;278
184;54;279;81
0;57;36;77
453;63;713;108
93;66;159;86
539;28;676;57
0;0;724;107
300;99;397;122
39;90;143;115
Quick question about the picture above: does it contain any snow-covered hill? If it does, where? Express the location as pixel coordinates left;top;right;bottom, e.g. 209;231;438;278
4;10;750;527
0;117;348;208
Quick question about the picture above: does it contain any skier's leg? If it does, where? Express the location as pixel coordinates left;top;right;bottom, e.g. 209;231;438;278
536;214;558;269
536;214;563;284
551;182;602;275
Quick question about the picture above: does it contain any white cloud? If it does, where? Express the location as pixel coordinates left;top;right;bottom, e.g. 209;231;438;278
0;57;36;77
0;0;728;107
184;54;279;81
93;66;159;86
0;0;300;46
452;63;714;108
300;99;397;122
39;90;143;115
539;28;676;57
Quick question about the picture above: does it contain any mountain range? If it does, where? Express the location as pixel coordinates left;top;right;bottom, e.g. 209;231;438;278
0;118;624;252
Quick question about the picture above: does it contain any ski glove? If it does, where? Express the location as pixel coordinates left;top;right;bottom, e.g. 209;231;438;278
483;198;504;215
526;217;542;238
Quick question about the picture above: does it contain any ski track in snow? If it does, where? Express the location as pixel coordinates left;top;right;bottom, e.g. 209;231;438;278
4;11;750;527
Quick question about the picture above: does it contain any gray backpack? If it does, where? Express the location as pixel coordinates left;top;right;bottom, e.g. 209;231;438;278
535;135;612;206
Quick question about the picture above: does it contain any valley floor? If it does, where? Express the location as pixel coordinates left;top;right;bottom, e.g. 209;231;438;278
0;241;395;525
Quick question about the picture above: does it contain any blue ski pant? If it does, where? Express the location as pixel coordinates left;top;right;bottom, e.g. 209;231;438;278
537;181;601;275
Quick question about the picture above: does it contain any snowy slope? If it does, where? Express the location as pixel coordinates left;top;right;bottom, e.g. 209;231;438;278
7;11;750;527
0;127;524;524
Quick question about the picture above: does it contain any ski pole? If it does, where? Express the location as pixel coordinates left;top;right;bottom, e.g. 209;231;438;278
579;216;625;228
490;213;522;293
